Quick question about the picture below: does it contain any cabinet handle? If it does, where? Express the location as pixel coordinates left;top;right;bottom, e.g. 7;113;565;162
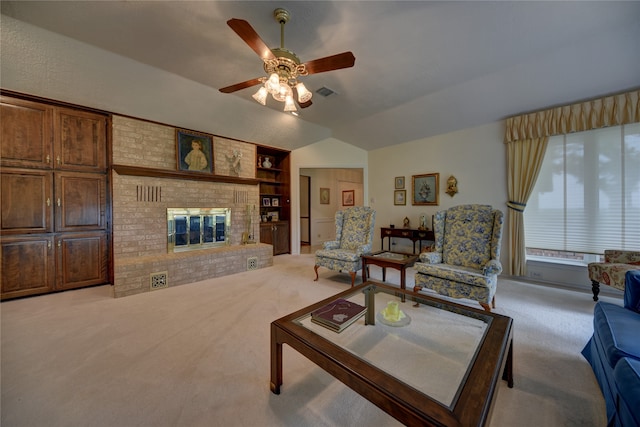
57;198;61;207
57;241;61;248
46;154;50;164
47;241;51;250
56;155;61;165
46;198;51;207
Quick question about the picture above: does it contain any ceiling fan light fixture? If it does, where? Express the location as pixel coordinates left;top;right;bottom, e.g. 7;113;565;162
295;82;312;103
252;87;268;105
284;95;297;112
272;81;292;102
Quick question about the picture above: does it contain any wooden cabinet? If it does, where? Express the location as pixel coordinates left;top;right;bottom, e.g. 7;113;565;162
260;221;290;255
257;145;290;254
0;95;110;300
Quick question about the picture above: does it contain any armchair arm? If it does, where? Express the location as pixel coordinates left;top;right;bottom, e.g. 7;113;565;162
323;240;340;250
419;252;442;264
355;243;373;257
483;259;503;276
624;270;640;313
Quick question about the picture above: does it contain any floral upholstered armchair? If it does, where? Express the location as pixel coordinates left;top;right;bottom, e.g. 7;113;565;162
314;206;376;287
413;204;504;312
588;250;640;301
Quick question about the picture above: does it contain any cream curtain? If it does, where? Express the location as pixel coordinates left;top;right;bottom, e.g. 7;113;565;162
504;89;640;276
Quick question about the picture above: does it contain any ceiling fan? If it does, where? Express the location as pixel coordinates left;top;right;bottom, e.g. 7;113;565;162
219;8;356;112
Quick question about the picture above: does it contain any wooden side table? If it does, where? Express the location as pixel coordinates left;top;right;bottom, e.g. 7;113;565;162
380;227;434;254
361;251;419;302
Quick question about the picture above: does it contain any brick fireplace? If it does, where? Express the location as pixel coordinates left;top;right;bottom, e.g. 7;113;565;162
111;116;273;297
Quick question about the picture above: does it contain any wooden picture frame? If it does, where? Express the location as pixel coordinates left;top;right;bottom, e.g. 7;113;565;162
395;176;405;189
320;188;330;204
176;129;213;173
394;190;406;206
412;173;439;206
262;197;271;207
272;197;279;207
342;190;355;206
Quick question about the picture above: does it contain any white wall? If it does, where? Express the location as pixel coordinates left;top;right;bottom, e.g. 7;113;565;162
368;121;510;267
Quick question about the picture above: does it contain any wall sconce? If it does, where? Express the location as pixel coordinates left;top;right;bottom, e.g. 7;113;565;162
446;175;458;197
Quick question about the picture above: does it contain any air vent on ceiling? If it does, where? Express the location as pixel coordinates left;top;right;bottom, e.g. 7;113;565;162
316;86;336;97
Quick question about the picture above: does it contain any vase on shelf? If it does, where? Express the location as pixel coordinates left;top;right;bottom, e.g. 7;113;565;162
262;157;272;168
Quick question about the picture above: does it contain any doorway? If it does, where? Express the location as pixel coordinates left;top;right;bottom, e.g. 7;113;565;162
300;175;310;246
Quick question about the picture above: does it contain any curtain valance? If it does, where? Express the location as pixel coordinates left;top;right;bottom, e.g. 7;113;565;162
505;89;640;143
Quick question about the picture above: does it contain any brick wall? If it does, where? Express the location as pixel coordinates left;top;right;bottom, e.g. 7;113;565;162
111;116;272;297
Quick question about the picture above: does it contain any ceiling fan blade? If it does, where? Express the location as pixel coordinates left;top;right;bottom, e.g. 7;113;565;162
303;52;356;75
227;18;276;61
219;78;263;94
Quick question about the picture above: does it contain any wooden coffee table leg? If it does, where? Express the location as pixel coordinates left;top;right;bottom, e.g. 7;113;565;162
502;339;514;388
399;267;406;302
270;324;283;394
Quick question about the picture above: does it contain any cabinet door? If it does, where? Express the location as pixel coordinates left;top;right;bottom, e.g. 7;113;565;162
56;232;108;290
55;171;106;232
1;235;55;299
260;223;274;246
273;221;290;255
54;108;107;171
0;96;54;169
1;168;53;234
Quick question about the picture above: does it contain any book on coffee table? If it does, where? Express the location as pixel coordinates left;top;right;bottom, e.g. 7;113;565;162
311;298;367;333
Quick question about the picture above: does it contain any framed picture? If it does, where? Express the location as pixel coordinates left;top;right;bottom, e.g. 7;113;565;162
269;211;279;221
395;176;405;189
342;190;355;206
394;190;406;206
272;198;279;207
262;197;271;207
412;173;439;206
320;188;330;204
176;129;213;173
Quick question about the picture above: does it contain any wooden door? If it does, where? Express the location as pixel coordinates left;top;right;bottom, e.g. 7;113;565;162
1;235;55;299
0;168;53;234
54;108;107;172
0;96;53;169
55;171;106;232
56;232;108;290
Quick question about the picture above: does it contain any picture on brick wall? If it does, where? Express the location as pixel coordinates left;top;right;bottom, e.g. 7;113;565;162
176;129;213;173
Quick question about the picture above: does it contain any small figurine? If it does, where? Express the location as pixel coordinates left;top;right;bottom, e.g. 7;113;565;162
403;216;410;228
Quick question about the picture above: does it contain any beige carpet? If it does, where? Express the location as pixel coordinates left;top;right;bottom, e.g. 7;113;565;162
1;254;614;426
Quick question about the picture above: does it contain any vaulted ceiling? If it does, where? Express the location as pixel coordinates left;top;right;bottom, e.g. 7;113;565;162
2;1;639;151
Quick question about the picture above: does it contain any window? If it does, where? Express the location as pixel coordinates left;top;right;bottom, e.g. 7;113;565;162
525;123;640;261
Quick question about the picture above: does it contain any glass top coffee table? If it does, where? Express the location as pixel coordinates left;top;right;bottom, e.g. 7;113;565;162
271;281;513;426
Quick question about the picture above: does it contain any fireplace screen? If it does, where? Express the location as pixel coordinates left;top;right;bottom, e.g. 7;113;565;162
167;208;231;252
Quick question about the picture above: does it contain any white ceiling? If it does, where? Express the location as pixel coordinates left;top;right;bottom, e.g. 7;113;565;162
2;1;639;151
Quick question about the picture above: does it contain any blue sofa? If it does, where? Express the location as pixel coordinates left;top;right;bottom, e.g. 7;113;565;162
582;270;640;427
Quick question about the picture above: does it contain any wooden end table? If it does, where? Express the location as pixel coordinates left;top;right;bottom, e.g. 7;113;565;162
361;251;418;302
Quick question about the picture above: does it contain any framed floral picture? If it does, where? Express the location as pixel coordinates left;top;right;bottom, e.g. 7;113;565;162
394;190;406;205
395;176;405;189
176;129;213;173
342;190;355;206
412;173;439;206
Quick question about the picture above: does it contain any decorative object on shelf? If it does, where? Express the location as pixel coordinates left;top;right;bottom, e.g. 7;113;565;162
257;155;262;168
412;173;439;206
269;211;279;221
262;156;272;168
446;175;458;197
262;215;268;222
403;216;410;228
342;190;355;206
226;149;243;176
419;213;429;230
272;197;279;206
394;190;406;206
262;197;271;206
395;176;405;189
176;129;213;173
320;187;330;204
218;8;355;112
